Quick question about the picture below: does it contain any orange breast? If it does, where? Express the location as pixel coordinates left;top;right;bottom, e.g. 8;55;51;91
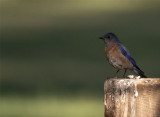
105;43;133;70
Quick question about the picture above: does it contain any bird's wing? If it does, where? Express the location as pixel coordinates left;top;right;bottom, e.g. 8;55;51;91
117;44;137;67
117;43;146;77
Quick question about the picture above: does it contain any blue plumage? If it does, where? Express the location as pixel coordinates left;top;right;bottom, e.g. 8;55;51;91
118;44;136;66
104;33;120;43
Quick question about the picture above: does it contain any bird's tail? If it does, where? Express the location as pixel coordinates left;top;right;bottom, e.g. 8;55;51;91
133;66;147;78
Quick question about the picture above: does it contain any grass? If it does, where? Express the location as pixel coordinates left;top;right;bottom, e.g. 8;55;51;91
0;95;103;117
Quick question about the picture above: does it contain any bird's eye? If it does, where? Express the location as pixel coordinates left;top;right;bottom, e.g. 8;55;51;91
108;36;110;38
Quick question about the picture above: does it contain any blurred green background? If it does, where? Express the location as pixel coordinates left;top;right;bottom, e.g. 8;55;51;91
1;0;160;117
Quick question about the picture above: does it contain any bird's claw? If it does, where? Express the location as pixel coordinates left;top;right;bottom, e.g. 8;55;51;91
127;75;141;79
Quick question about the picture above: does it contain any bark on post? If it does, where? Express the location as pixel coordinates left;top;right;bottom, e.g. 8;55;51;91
104;78;160;117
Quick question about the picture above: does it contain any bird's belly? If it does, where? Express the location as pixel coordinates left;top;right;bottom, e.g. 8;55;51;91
106;46;133;70
107;55;124;70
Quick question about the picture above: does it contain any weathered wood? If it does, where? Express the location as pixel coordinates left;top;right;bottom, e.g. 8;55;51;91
104;78;160;117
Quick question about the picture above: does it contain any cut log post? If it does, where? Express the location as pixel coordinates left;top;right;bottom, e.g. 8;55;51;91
104;78;160;117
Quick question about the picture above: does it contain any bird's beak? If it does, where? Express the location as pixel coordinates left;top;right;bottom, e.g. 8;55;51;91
99;37;104;40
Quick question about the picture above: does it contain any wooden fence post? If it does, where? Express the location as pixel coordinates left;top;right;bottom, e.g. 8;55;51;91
104;78;160;117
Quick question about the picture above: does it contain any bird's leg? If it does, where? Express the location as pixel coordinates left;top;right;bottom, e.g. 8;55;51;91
123;69;127;78
114;70;119;78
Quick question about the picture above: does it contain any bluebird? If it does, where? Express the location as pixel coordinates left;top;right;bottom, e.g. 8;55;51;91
99;33;147;78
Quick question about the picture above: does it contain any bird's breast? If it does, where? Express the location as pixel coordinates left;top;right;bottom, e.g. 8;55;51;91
105;43;133;70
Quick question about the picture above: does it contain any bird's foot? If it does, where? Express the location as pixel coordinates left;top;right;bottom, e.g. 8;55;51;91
127;75;141;79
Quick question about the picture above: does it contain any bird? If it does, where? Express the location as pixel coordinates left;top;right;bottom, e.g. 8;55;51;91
99;32;147;78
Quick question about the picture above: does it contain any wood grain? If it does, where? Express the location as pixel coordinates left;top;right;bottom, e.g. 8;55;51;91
104;78;160;117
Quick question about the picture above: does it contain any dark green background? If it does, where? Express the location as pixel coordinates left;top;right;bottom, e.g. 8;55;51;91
1;0;160;117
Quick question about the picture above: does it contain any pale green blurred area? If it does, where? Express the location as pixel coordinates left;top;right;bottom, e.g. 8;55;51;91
1;96;103;117
1;0;160;117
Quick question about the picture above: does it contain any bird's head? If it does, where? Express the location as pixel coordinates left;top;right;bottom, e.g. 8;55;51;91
99;33;120;44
